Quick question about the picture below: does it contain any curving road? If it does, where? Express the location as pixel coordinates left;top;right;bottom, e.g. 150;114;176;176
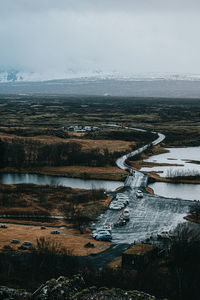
116;129;165;171
94;127;193;244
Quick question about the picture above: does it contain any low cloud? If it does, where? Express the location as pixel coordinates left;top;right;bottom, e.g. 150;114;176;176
0;0;200;76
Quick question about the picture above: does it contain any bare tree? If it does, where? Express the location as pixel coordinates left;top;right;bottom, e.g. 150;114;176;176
170;223;200;300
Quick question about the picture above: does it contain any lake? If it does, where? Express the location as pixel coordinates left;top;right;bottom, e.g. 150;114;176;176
142;146;200;200
149;182;200;201
141;146;200;177
0;173;123;191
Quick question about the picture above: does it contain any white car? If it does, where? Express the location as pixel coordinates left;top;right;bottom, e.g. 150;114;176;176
136;190;143;198
117;202;126;208
112;206;123;210
119;199;128;204
116;195;128;199
114;198;126;203
116;194;128;199
92;230;110;238
102;225;112;233
110;201;124;208
112;201;125;207
123;208;130;220
109;204;123;210
116;196;129;204
116;193;128;197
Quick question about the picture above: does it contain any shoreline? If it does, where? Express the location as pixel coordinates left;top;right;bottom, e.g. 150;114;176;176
147;172;200;184
184;215;200;224
0;166;128;182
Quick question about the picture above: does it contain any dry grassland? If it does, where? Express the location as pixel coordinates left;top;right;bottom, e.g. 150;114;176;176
0;223;110;256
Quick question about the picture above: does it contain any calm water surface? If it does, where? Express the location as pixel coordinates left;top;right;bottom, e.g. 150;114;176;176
141;146;200;177
0;173;123;191
143;147;200;200
149;182;200;201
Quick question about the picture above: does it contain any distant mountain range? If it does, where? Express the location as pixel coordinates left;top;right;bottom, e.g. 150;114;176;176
1;68;200;83
1;69;200;98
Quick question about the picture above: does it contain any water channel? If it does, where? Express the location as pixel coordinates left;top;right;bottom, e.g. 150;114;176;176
142;147;200;201
0;173;123;191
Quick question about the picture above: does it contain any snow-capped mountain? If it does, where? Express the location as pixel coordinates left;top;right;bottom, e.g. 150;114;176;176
1;68;200;83
1;68;200;98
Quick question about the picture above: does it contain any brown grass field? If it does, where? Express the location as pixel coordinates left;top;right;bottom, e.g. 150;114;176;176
0;223;110;256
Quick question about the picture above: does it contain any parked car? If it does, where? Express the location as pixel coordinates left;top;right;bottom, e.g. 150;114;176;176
3;245;12;250
102;225;112;233
0;224;8;228
19;241;35;250
117;200;127;205
120;198;129;204
116;196;129;204
22;241;33;246
136;190;143;198
95;233;112;241
51;230;60;234
18;245;35;251
114;200;126;205
123;208;130;220
92;230;110;239
116;195;128;199
116;194;128;198
109;204;124;210
114;218;127;227
112;202;125;208
116;193;126;197
10;238;20;244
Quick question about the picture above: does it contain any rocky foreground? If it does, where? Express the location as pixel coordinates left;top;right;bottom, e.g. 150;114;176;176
0;274;161;300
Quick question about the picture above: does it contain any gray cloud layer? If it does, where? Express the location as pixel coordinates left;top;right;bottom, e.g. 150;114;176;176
0;0;200;76
1;0;200;13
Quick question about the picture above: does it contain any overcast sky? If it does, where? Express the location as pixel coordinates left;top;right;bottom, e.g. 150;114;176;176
0;0;200;76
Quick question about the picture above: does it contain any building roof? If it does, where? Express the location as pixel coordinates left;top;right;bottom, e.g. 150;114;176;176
124;243;154;256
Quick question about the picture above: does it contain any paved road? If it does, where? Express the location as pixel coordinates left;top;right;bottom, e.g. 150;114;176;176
116;130;165;171
94;127;193;245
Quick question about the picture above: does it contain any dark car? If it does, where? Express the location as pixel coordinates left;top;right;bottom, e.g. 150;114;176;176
0;224;8;228
10;239;20;244
51;230;60;234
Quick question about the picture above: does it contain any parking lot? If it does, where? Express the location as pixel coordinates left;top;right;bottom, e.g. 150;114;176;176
94;173;193;244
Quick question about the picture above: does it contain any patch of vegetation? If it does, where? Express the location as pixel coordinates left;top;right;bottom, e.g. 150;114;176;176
0;184;107;220
86;129;155;145
166;168;200;179
0;126;70;138
36;237;74;256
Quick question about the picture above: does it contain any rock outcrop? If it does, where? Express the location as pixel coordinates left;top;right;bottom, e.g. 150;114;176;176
0;286;31;300
0;275;159;300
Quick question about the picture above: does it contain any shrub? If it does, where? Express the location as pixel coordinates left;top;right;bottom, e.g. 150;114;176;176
36;237;73;256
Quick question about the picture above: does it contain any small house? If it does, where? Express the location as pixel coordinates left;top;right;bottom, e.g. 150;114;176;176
122;243;158;270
